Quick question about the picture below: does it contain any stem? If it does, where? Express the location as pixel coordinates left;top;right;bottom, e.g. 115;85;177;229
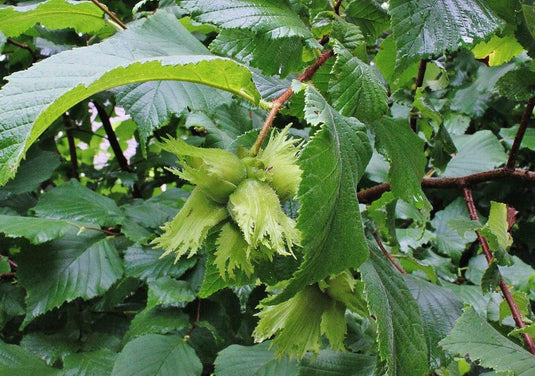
250;49;334;156
93;102;131;172
0;272;15;279
506;97;535;169
187;299;201;337
62;114;80;180
82;226;123;236
462;188;535;355
372;230;407;275
410;59;428;132
90;0;127;30
357;168;535;204
93;102;142;198
334;0;343;15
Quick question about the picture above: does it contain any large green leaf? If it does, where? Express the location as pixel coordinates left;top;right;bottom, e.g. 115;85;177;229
0;0;107;38
214;342;298;376
211;30;304;77
404;276;463;369
111;334;202;376
371;117;430;211
124;244;197;283
182;0;316;41
328;45;388;123
439;306;535;375
345;0;390;41
272;87;372;303
125;307;190;341
298;350;376;376
442;130;507;177
0;10;259;185
389;0;503;69
360;243;428;376
63;349;117;376
451;64;514;117
0;341;60;376
17;232;124;326
0;214;77;244
113;81;232;144
0;148;59;198
32;179;125;227
146;277;196;309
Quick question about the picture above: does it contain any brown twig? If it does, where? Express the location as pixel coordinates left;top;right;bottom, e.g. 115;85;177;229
334;0;344;15
462;188;535;355
93;102;131;172
0;272;15;279
410;59;428;132
357;168;535;204
372;230;407;275
188;299;202;337
83;226;123;236
250;49;334;156
506;97;535;169
62;114;80;180
90;0;127;30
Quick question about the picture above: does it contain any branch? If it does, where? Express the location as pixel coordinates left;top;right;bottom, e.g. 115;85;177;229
0;272;15;279
93;102;131;172
90;0;127;30
463;188;535;355
506;96;535;169
250;49;334;156
410;59;428;132
62;114;80;180
357;168;535;204
93;102;143;197
334;0;343;15
372;230;407;275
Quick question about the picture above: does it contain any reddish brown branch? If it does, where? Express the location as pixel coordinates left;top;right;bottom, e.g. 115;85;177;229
372;231;407;275
462;188;535;355
250;49;334;155
0;272;15;279
410;59;428;132
357;168;535;204
506;97;535;169
90;0;127;30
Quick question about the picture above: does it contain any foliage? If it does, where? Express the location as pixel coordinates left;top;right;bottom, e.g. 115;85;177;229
1;0;535;375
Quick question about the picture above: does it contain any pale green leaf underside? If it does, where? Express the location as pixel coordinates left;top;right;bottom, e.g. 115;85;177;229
0;0;107;37
111;334;202;376
360;243;428;376
17;233;124;327
389;0;503;69
0;10;259;185
440;306;535;376
272;87;371;303
442;130;507;177
183;0;316;41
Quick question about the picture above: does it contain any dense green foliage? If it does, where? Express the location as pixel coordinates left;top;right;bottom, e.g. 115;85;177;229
1;0;535;375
